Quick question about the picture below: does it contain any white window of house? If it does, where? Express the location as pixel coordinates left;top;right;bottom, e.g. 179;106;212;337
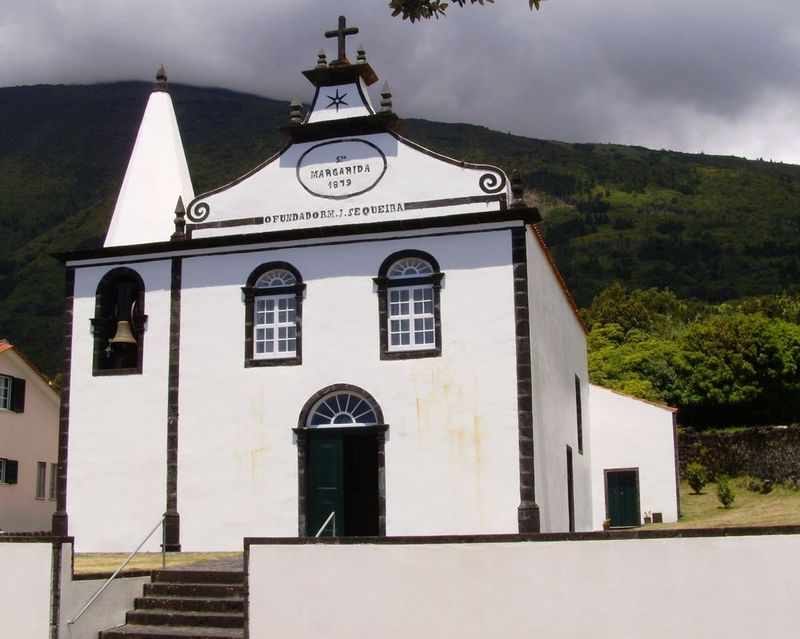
0;375;10;410
0;458;18;484
49;463;57;500
376;252;443;359
36;462;46;499
254;270;297;359
0;375;24;412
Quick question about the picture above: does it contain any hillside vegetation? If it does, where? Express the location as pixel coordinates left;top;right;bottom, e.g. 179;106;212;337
1;82;799;403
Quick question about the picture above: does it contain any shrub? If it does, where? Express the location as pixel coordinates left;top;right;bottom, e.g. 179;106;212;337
716;475;736;508
686;462;709;494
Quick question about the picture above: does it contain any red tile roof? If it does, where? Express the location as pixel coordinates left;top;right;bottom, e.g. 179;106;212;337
0;339;58;394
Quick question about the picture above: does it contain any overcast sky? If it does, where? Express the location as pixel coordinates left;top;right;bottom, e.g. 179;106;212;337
2;0;799;164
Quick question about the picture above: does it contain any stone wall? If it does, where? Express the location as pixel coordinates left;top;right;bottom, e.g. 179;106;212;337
679;425;800;481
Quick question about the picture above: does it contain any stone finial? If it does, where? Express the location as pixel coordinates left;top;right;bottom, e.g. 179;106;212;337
357;43;366;62
171;196;186;240
289;98;304;124
510;169;526;208
154;65;169;92
316;49;328;68
380;81;393;113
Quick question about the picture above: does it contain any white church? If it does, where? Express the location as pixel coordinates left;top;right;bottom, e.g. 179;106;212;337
52;17;679;552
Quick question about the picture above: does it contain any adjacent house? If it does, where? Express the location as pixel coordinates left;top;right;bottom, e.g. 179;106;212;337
0;340;59;532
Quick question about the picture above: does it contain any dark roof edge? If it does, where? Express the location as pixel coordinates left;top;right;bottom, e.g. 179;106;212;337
54;206;539;264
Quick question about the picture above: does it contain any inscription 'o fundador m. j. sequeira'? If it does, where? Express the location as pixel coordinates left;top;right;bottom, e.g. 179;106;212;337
296;138;387;200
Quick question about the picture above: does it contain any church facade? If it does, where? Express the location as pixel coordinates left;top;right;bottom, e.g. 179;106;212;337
53;20;673;552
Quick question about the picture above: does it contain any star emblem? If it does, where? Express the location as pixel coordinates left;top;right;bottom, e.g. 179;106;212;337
326;89;349;112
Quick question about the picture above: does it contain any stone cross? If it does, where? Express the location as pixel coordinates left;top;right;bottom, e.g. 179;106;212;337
325;15;358;66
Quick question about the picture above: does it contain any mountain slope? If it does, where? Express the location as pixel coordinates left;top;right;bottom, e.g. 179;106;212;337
1;82;798;374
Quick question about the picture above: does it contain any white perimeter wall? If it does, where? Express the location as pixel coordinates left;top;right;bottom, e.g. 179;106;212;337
0;540;52;638
525;228;592;531
589;384;679;528
68;261;172;551
249;534;800;639
58;542;150;639
178;229;521;549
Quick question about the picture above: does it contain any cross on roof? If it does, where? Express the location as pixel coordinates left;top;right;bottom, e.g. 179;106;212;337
325;15;358;66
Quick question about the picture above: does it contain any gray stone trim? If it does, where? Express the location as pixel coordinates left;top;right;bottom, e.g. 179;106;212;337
511;227;539;533
52;268;74;537
50;539;63;639
164;258;182;551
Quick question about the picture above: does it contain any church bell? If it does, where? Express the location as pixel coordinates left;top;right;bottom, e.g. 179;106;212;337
109;320;137;344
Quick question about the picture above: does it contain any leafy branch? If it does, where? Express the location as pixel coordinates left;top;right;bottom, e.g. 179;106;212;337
389;0;541;22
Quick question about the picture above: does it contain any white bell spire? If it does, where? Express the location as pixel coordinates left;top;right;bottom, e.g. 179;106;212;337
104;66;194;247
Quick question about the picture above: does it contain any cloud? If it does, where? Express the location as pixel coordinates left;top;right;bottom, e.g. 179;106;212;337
1;0;798;163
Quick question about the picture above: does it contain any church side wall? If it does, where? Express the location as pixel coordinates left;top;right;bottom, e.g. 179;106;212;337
525;227;592;532
67;261;171;551
589;385;679;528
178;230;521;549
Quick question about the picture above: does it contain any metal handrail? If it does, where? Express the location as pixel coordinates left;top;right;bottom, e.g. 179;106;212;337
314;511;336;537
68;515;166;626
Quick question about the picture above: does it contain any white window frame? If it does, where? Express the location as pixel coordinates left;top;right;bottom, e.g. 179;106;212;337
387;284;436;351
49;463;57;500
0;458;5;483
0;375;10;410
36;462;46;499
254;293;298;359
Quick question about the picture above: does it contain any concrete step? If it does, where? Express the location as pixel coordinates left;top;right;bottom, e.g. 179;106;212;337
152;569;243;585
134;595;244;613
126;609;244;629
99;624;243;638
143;582;243;598
99;568;246;639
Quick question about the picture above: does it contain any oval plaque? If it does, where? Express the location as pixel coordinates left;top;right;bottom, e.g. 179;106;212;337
296;139;387;200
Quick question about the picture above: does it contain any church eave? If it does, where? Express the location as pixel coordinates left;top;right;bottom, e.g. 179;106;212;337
281;112;402;142
54;206;540;264
302;62;378;88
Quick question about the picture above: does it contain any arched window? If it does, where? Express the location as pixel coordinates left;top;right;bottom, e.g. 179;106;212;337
90;268;146;375
243;262;304;367
308;392;380;427
375;250;443;359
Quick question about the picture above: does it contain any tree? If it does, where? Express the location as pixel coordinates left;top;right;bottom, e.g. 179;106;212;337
389;0;541;22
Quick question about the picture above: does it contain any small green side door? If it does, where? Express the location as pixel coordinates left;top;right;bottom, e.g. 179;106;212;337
606;469;640;528
307;434;344;536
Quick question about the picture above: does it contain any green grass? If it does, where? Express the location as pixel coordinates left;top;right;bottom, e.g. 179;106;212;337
73;551;242;575
650;478;800;529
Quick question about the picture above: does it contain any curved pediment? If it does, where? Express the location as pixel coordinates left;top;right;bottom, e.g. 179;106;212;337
185;131;508;239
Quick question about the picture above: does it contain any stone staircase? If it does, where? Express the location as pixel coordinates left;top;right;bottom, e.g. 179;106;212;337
98;567;244;639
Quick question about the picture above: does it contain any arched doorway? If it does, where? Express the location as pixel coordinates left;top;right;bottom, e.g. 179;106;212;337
295;385;387;537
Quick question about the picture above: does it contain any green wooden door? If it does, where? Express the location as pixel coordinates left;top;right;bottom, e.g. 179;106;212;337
307;435;344;537
606;469;640;528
